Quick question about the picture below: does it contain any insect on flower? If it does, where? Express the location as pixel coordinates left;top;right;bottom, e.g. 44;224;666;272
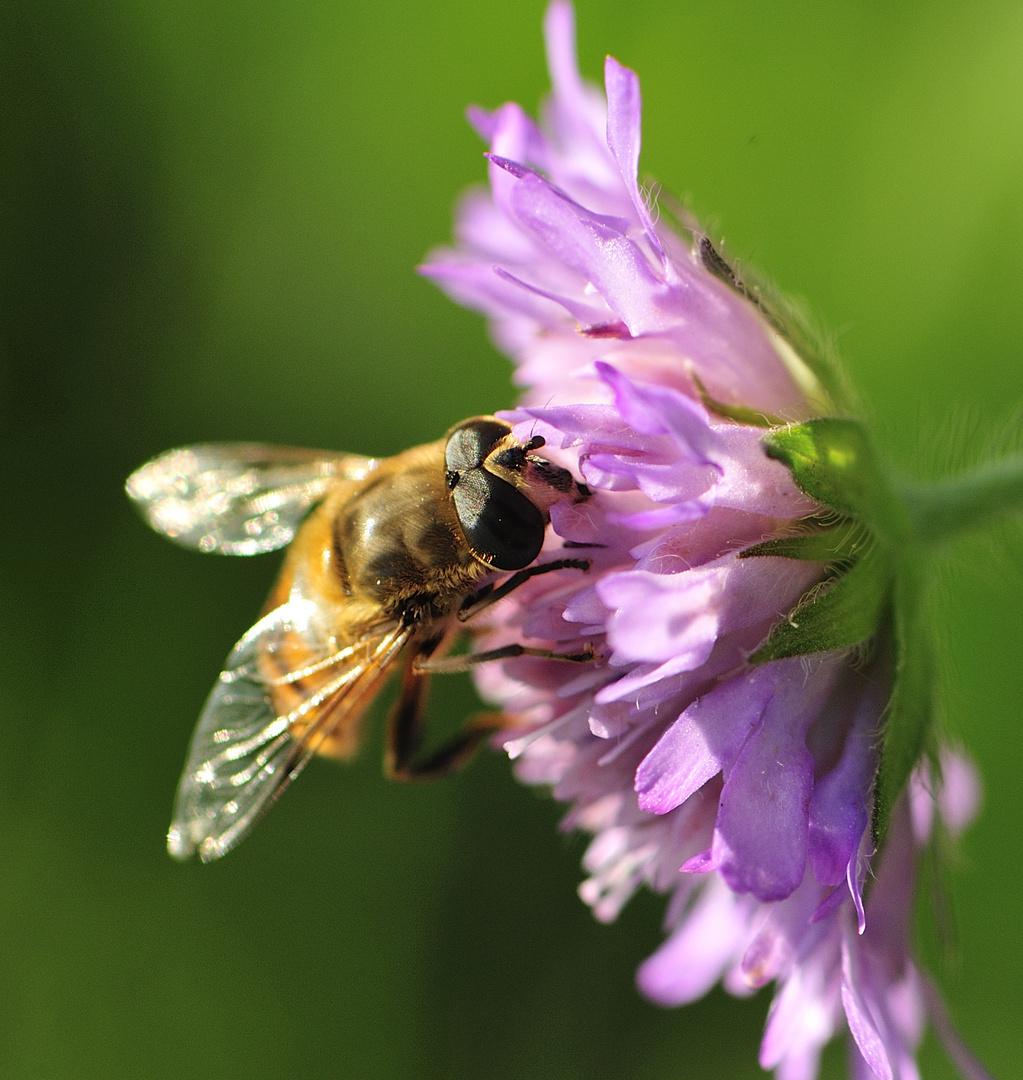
126;418;592;861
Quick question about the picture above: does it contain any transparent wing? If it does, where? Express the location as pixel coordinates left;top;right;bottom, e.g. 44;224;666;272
167;598;411;862
126;443;378;555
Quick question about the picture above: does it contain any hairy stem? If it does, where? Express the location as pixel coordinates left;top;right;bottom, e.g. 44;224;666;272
901;456;1023;546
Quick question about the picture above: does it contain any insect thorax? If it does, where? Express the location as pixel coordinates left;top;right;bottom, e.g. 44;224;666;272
334;446;484;619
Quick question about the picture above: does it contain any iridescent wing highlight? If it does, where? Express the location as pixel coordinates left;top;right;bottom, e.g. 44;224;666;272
126;443;377;555
167;597;411;862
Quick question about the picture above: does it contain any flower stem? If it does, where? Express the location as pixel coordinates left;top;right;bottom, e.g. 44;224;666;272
901;456;1023;546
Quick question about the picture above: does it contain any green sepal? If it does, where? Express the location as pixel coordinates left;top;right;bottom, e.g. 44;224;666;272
749;542;892;664
762;419;906;541
691;373;784;429
872;558;935;841
756;417;936;844
737;518;864;565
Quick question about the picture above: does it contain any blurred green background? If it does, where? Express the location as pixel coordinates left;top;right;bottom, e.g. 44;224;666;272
2;0;1021;1077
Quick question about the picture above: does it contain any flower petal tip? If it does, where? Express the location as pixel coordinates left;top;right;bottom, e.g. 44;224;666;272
680;849;716;874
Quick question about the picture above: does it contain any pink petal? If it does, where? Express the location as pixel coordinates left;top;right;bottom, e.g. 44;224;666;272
596;362;722;464
635;662;782;814
936;748;981;836
603;56;665;263
635;877;748;1005
841;936;895;1080
542;0;620;196
713;657;842;901
598;565;726;666
493;265;613;326
760;941;840;1079
711;423;822;518
493;159;670;333
808;675;884;887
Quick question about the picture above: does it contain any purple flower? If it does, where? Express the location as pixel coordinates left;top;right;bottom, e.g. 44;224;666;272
422;5;991;1079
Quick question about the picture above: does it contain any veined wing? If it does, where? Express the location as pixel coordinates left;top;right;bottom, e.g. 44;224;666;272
126;443;377;555
168;598;411;862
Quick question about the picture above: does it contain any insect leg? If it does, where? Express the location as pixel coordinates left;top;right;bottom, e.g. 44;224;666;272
384;633;440;776
457;558;589;622
414;642;595;674
385;637;505;779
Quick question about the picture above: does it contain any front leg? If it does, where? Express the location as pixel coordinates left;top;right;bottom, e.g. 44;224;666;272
414;642;595;675
458;558;589;623
385;636;505;780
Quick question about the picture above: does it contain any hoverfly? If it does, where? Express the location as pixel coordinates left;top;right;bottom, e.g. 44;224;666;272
127;417;593;862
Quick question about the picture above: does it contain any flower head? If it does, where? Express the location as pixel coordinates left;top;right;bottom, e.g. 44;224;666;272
422;5;990;1079
423;3;834;423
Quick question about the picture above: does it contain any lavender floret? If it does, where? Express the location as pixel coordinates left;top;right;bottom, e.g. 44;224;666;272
421;6;990;1078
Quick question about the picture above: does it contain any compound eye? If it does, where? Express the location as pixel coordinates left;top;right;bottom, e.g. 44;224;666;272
451;469;545;571
444;418;511;474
